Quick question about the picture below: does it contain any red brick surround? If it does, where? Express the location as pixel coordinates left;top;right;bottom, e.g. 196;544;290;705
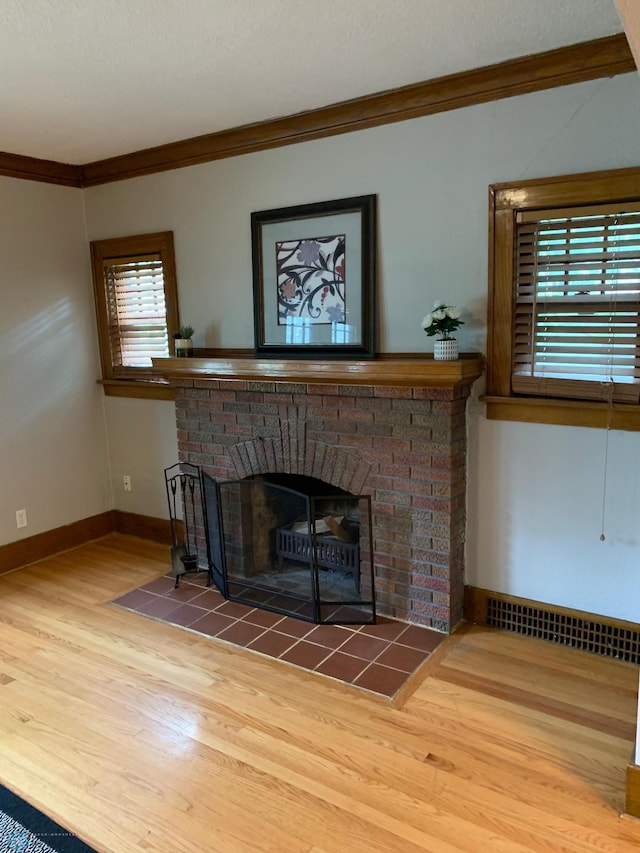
172;375;472;633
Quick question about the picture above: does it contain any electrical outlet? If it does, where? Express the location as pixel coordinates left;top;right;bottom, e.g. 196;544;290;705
123;475;132;492
16;509;27;529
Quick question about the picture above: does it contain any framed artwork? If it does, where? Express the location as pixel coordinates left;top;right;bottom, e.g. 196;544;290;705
251;194;376;358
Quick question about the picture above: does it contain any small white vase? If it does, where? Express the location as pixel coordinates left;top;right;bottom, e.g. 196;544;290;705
433;339;458;361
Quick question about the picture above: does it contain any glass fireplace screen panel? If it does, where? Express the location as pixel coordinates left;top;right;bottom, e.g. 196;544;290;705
202;471;226;595
215;480;375;624
310;494;375;624
219;480;312;605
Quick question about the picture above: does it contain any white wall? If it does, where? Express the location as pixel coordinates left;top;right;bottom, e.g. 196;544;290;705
84;72;640;622
467;409;640;621
0;177;110;546
103;397;178;518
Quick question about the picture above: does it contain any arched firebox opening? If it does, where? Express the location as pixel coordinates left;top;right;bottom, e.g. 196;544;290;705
202;471;375;625
249;472;350;496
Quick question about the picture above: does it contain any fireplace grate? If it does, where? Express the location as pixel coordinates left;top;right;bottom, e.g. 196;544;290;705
486;597;640;665
276;527;360;585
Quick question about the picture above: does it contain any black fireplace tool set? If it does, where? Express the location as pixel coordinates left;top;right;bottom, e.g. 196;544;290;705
164;463;212;589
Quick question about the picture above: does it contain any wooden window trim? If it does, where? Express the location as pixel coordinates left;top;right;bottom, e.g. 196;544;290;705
99;379;175;401
91;231;180;397
486;164;640;431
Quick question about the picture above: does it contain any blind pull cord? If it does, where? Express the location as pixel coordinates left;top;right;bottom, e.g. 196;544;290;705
599;378;615;542
599;215;619;542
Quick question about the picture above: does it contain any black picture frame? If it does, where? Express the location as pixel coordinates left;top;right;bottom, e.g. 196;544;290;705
251;194;376;359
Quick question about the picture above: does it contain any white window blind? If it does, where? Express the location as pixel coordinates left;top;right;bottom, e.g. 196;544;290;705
513;203;640;403
104;253;170;370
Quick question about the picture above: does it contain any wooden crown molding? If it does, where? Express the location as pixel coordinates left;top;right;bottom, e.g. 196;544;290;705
0;151;82;187
81;34;633;187
2;35;633;189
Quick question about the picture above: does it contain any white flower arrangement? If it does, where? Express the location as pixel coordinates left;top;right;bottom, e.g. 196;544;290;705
421;300;464;340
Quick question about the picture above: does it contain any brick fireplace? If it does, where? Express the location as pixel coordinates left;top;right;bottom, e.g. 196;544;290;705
158;356;483;633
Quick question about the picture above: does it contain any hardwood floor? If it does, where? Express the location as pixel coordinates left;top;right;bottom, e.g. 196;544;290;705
0;532;638;852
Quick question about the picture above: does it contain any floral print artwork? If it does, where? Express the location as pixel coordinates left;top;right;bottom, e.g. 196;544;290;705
275;234;346;325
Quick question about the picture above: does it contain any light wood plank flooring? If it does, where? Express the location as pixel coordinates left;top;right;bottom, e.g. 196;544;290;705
0;533;637;852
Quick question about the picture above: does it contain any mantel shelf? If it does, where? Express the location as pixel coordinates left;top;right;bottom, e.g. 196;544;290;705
152;354;484;387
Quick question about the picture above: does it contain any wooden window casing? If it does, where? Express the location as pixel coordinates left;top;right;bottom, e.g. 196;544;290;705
91;232;179;399
486;165;640;431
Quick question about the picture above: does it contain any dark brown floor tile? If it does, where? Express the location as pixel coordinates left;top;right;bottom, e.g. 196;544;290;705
280;640;331;669
136;596;184;619
165;603;209;628
214;600;255;619
338;633;390;662
267;595;305;612
360;618;409;642
188;588;223;609
274;618;314;639
375;643;429;674
217;621;266;647
242;609;285;629
327;606;374;623
182;572;212;587
247;631;297;658
396;625;445;653
354;663;409;697
232;588;273;606
114;589;157;609
319;605;342;622
189;610;236;637
315;652;369;682
305;624;353;650
164;584;209;603
139;576;176;595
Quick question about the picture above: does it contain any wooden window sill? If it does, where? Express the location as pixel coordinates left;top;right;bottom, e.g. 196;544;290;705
99;379;175;401
481;395;640;431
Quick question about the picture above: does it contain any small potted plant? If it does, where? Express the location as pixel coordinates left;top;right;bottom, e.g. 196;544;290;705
173;325;195;358
421;301;464;361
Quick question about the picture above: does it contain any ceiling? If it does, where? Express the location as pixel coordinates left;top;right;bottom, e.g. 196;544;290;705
0;0;627;165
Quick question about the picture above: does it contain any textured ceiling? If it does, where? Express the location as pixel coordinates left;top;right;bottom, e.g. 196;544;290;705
0;0;625;164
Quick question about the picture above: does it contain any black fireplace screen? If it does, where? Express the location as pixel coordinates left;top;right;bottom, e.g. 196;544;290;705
202;474;376;625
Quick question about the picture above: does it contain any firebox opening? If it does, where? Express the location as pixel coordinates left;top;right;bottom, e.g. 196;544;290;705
248;473;350;497
203;472;376;625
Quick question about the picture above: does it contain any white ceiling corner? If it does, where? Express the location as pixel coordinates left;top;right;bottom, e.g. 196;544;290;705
0;0;626;164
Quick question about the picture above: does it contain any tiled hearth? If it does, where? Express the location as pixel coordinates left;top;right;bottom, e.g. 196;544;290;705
113;571;445;698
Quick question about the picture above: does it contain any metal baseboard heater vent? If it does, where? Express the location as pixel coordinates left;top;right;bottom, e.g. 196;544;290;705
486;596;640;665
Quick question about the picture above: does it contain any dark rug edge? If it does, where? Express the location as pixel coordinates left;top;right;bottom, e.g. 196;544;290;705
0;784;97;853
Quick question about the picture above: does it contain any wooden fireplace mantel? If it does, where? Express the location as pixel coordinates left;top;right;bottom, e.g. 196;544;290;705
152;354;484;387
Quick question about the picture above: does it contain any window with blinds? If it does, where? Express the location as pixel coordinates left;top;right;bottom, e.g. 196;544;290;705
91;232;180;384
513;203;640;403
105;253;169;369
